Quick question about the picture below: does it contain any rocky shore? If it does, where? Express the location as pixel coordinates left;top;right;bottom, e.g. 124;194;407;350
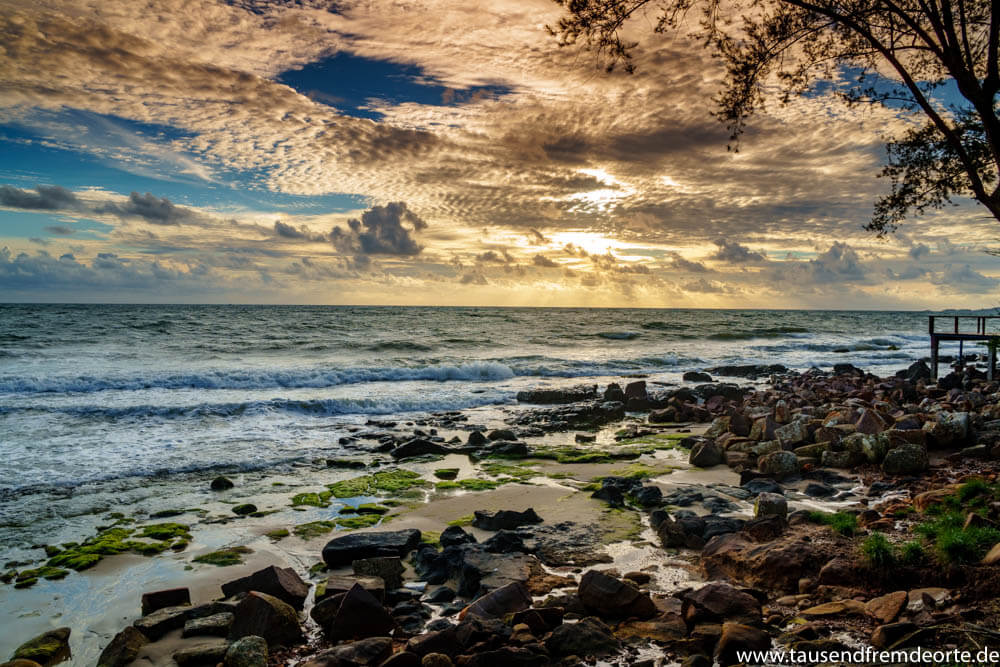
7;359;1000;666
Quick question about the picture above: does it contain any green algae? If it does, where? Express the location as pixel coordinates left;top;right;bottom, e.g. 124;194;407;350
615;432;689;452
356;503;390;514
481;461;539;480
138;522;191;540
434;468;460;480
421;531;441;548
294;521;337;540
336;514;382;530
150;509;186;519
291;491;333;508
14;566;69;587
266;529;290;541
327;469;428;498
192;546;252;567
447;514;475;527
436;478;506;491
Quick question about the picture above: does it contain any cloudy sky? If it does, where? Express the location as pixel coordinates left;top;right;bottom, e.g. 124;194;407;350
0;0;997;307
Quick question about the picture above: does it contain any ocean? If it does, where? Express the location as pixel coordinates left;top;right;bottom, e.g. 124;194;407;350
0;305;937;498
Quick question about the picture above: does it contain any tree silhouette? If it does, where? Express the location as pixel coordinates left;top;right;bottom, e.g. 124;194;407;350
549;0;999;233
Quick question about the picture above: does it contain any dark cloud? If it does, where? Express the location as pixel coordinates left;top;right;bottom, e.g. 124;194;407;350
932;264;999;293
667;251;710;273
532;253;558;267
527;229;549;244
96;192;199;225
274;220;327;242
711;238;767;263
44;225;76;236
683;278;725;293
886;265;929;280
770;242;869;285
908;243;930;260
459;270;488;284
475;249;512;263
331;202;427;257
0;185;81;210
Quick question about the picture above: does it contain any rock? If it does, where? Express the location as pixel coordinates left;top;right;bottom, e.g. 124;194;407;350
614;615;687;642
684;371;713;383
406;628;460;657
232;503;256;515
10;629;71;667
461;582;532;619
313;583;395;641
183;612;234;638
913;486;958;511
229;591;303;647
578;570;656;619
757;451;799;480
300;637;393;667
316;575;386;603
545;616;620;657
173;638;229;666
211;475;235;490
741;478;782;496
742;515;786;542
803;482;834;498
682;582;761;625
754;492;787;520
604;383;625;402
421;654;453;667
96;627;147;667
800;600;866;618
624;380;648;402
322;529;422;567
906;587;951;612
882;444;929;476
656;513;706;550
775;420;809;447
516;386;597;404
393;439;451;459
472;509;542;531
141;587;191;616
381;653;421;667
689;440;723;467
630;485;663;508
855;409;887;435
923;412;970;448
221;565;309;609
134;604;192;640
866;591;907;624
821;449;858;468
817;558;855;586
439;526;477;548
701;533;824;593
903;360;931;382
353;557;404;590
715;623;771;665
223;636;268;667
871;622;918;649
982;543;1000;564
482;530;526;553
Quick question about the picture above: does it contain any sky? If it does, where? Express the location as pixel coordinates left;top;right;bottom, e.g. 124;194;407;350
0;0;997;308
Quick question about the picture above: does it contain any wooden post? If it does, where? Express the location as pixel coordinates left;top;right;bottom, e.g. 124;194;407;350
990;341;996;382
931;334;939;381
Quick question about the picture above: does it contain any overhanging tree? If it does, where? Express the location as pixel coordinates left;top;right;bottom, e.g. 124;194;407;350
549;0;1000;233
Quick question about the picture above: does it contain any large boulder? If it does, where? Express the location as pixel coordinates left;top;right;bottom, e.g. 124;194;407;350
316;575;386;603
10;629;71;667
923;412;970;448
753;493;787;520
461;582;532;620
353;557;404;590
141;587;191;616
229;592;303;647
97;627;148;667
173;639;230;667
221;566;309;609
299;637;393;667
322;530;422;568
689;440;723;467
701;533;825;593
758;451;799;480
775;420;810;448
391;439;451;459
577;570;656;620
882;444;929;476
715;623;771;665
682;582;761;626
544;617;620;657
223;636;268;667
472;509;542;531
515;385;598;404
311;583;395;641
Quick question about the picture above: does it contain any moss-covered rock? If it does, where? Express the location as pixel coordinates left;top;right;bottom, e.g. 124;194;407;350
265;529;290;541
290;491;333;508
326;469;427;498
232;504;257;516
138;523;191;540
335;514;382;530
192;546;252;567
434;468;459;480
11;627;71;666
293;521;337;540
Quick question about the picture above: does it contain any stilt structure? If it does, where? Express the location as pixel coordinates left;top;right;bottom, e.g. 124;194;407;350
929;315;999;381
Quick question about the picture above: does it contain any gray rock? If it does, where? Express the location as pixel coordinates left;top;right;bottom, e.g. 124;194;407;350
689;440;723;467
353;557;404;590
758;451;799;480
472;508;542;531
229;591;303;647
392;439;451;459
182;612;234;638
754;492;788;520
300;637;393;667
775;420;810;448
223;636;268;667
141;587;191;616
174;639;229;666
545;616;620;657
134;604;191;640
322;529;422;567
882;444;929;476
221;565;308;609
97;626;148;667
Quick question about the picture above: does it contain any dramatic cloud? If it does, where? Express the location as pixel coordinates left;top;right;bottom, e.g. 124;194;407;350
667;251;711;273
274;221;327;242
711;239;767;264
331;202;427;257
532;253;558;267
909;243;930;260
95;192;199;226
0;185;81;211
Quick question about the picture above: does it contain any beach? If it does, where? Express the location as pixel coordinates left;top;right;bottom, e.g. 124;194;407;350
3;305;999;665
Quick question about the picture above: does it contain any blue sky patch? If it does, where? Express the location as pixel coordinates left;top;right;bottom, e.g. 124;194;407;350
278;52;513;120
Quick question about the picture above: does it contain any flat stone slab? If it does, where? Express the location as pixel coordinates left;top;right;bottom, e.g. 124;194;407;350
322;530;422;568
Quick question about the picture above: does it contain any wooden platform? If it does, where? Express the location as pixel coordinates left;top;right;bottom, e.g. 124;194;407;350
929;316;999;381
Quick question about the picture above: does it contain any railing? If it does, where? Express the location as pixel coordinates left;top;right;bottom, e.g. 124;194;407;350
928;315;1000;381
